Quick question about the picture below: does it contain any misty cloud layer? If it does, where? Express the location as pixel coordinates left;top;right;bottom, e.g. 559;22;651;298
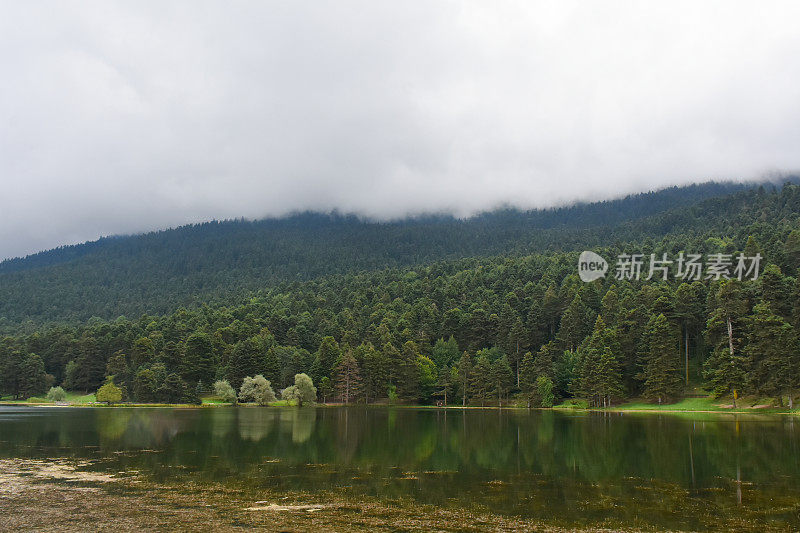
1;1;799;259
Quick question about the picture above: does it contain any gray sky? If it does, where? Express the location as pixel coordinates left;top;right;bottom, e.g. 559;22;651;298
1;1;800;260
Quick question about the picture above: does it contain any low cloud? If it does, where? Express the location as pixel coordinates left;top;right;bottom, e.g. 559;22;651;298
1;1;799;259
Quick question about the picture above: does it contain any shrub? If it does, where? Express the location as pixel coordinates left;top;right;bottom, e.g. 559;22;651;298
213;380;237;403
96;380;123;405
238;375;276;405
46;386;67;402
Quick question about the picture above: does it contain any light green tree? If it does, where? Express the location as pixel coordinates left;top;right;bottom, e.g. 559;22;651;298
536;376;555;408
96;380;123;405
318;376;332;403
282;373;317;406
47;386;67;402
213;379;237;403
238;375;277;405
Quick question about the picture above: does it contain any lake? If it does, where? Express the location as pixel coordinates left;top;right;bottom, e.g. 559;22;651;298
1;406;799;530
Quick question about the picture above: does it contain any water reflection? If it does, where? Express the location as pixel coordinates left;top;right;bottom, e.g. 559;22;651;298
0;406;799;529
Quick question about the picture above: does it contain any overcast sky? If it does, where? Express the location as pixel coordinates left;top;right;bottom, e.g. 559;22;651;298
1;1;800;260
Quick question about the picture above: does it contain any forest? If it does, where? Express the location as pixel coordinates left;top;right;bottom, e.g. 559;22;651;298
1;182;800;408
0;180;764;325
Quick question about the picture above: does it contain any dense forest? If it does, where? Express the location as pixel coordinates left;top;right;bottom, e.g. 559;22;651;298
0;181;766;325
2;182;800;407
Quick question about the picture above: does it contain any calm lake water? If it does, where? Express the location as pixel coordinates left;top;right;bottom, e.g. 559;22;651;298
1;406;799;530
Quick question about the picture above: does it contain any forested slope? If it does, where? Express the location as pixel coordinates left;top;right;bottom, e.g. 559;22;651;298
2;183;800;407
0;181;782;324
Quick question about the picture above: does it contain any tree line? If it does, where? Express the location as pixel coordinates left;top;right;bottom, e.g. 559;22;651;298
2;210;799;407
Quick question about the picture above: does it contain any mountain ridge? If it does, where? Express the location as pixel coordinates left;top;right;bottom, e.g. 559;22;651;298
0;179;796;326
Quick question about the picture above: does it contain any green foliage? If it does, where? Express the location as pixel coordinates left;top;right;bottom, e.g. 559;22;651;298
455;352;472;406
46;386;67;402
183;332;216;385
63;360;79;390
96;379;123;404
469;352;493;406
417;355;438;404
703;280;749;400
213;379;237;403
318;376;333;403
434;365;453;405
18;353;47;399
642;314;683;403
228;334;272;391
0;182;756;325
238;375;277;405
157;373;188;404
536;376;555;408
490;355;514;405
578;316;623;406
1;183;800;408
745;303;799;404
311;337;340;384
356;342;388;403
282;373;316;406
431;337;460;369
333;351;362;404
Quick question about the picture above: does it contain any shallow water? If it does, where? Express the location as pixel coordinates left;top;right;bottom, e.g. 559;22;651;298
1;406;799;530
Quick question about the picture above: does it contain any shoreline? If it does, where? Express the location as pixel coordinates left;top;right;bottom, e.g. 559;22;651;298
1;400;797;416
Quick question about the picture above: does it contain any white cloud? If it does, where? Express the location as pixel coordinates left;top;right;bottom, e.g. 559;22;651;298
1;1;799;259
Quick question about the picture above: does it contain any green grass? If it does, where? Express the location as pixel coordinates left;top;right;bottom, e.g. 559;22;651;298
554;399;589;409
201;396;228;405
551;395;796;414
0;391;97;404
613;396;724;411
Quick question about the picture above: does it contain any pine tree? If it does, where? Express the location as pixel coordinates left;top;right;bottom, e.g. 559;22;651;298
745;303;799;407
578;315;623;406
760;264;792;319
396;341;421;402
507;318;527;387
183;332;216;385
356;342;387;403
558;294;591;351
469;352;493;406
519;351;536;407
431;336;460;369
318;376;333;403
311;336;341;383
674;281;705;386
533;342;557;379
0;344;25;399
490;355;514;406
642;314;682;404
333;350;362;404
18;353;47;399
596;347;624;407
785;229;800;273
455;351;472;406
434;365;452;406
703;280;749;405
228;337;266;390
600;288;620;328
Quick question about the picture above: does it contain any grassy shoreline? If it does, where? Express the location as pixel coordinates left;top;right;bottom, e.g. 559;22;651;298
2;393;798;415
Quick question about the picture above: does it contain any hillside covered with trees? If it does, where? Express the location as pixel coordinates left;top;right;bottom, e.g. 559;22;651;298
0;181;765;325
2;182;800;408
